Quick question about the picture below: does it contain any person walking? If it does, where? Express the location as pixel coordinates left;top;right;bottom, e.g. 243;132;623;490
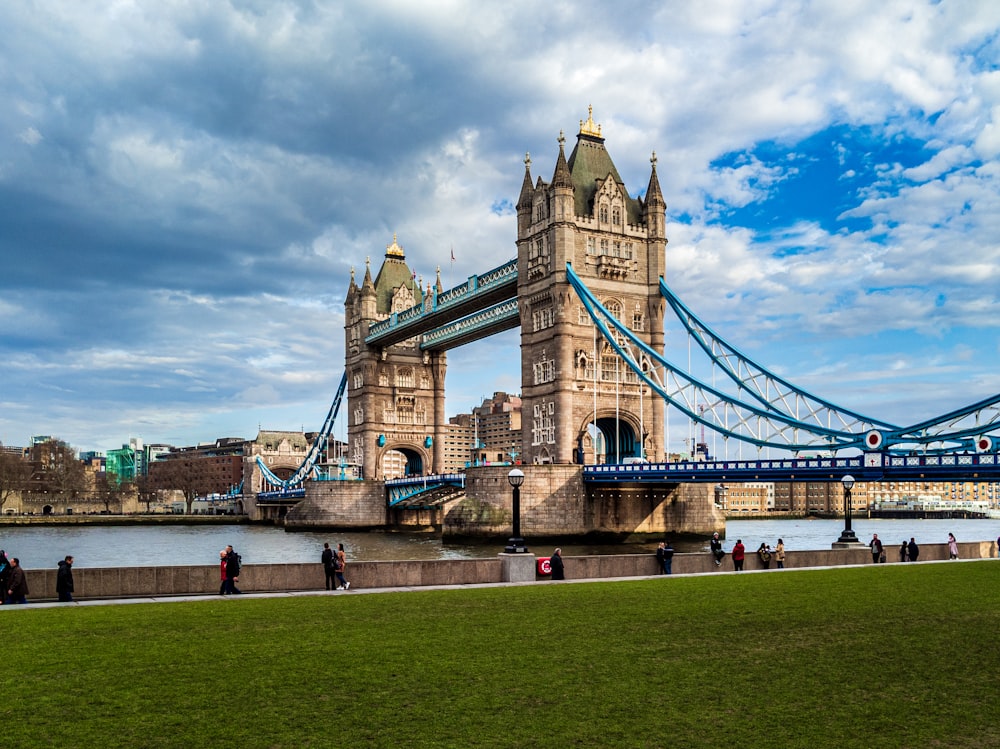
0;550;10;604
321;542;337;590
775;539;786;569
757;543;772;569
869;534;883;564
56;555;75;602
6;557;28;604
335;543;350;590
218;550;228;595
907;537;919;562
224;545;242;594
710;532;725;567
947;532;959;560
898;540;909;563
550;547;565;580
732;539;745;571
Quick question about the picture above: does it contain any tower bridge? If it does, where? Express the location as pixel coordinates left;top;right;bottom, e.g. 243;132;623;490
247;109;1000;540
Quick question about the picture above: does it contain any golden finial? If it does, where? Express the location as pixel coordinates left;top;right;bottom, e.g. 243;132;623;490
386;233;405;258
579;105;602;137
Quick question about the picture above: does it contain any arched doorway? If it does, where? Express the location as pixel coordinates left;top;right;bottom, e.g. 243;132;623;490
381;446;425;479
577;415;641;464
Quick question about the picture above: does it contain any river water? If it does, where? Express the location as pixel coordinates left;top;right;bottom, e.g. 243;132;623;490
2;517;999;570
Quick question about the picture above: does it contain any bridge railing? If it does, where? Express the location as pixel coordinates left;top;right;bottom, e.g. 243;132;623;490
584;451;1000;482
366;258;517;341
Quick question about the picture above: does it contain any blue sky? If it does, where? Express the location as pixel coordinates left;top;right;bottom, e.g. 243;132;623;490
2;1;1000;456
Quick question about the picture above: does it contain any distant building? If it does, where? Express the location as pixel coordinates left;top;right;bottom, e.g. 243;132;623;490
443;392;522;471
149;437;246;498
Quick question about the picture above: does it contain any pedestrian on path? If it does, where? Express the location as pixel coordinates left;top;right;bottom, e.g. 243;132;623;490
321;542;337;590
0;550;10;604
898;540;909;563
6;557;28;604
218;550;228;595
224;545;242;594
775;539;786;569
907;538;919;562
869;534;883;564
948;533;959;560
732;539;745;571
550;548;565;580
661;539;674;575
757;543;772;569
56;555;75;602
335;543;350;590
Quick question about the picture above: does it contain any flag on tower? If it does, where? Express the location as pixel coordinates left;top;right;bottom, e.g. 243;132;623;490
451;247;455;262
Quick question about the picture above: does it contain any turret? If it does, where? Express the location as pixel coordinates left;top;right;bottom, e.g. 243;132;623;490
516;152;534;235
360;257;377;321
644;151;666;241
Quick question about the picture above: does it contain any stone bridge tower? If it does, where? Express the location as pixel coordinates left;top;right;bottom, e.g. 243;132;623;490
344;236;446;480
516;109;666;465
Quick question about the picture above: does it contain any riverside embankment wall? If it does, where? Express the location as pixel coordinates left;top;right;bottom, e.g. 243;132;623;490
12;541;997;603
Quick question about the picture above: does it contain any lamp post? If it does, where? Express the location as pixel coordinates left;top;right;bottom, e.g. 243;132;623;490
834;474;859;545
504;467;527;553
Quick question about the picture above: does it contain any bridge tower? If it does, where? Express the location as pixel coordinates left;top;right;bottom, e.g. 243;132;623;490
344;236;447;480
516;109;666;465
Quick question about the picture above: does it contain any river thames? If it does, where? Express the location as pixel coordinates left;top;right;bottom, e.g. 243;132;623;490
2;517;999;569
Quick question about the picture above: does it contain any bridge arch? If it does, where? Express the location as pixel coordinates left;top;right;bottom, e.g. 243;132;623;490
378;443;429;479
576;410;644;465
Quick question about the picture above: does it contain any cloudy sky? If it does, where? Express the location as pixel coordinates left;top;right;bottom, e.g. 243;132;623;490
2;0;1000;456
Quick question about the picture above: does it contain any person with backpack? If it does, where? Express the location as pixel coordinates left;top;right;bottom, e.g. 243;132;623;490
321;542;337;590
334;543;350;590
224;545;242;594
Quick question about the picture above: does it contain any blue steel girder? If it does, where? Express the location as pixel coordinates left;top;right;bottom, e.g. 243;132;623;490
658;278;898;434
365;259;517;348
585;451;1000;483
256;371;347;491
568;264;881;452
420;298;520;351
386;473;465;507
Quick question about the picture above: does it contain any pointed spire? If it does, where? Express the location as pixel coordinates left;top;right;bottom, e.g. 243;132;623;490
361;256;375;293
435;266;443;293
645;150;665;208
516;151;534;211
552;131;573;189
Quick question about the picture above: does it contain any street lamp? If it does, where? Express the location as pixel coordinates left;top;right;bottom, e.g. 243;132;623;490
835;474;859;545
504;467;527;553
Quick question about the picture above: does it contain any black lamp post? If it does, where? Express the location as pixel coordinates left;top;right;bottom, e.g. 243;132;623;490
504;467;527;553
835;474;859;545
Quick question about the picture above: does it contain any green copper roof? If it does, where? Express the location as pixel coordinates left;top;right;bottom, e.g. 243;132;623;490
374;256;423;315
566;134;643;224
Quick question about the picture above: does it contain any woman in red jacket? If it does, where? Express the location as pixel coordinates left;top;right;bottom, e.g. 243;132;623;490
732;539;745;571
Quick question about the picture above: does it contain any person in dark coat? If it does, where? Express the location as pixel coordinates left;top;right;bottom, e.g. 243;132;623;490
662;539;674;575
6;557;28;604
550;548;565;580
224;545;242;594
907;538;919;562
56;555;75;602
732;539;745;571
321;542;336;590
0;550;10;604
710;532;725;567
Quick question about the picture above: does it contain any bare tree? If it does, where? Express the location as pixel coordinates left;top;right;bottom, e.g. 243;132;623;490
150;458;201;514
134;474;158;513
0;449;32;513
28;439;87;499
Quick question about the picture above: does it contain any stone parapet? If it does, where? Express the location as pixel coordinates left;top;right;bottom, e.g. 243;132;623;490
13;542;996;603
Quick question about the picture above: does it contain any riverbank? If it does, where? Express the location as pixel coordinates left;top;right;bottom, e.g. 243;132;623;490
9;539;996;603
0;514;249;526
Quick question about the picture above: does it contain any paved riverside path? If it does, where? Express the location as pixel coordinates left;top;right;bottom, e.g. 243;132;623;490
0;558;979;610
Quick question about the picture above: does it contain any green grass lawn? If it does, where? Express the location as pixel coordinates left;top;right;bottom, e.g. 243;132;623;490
2;562;999;748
